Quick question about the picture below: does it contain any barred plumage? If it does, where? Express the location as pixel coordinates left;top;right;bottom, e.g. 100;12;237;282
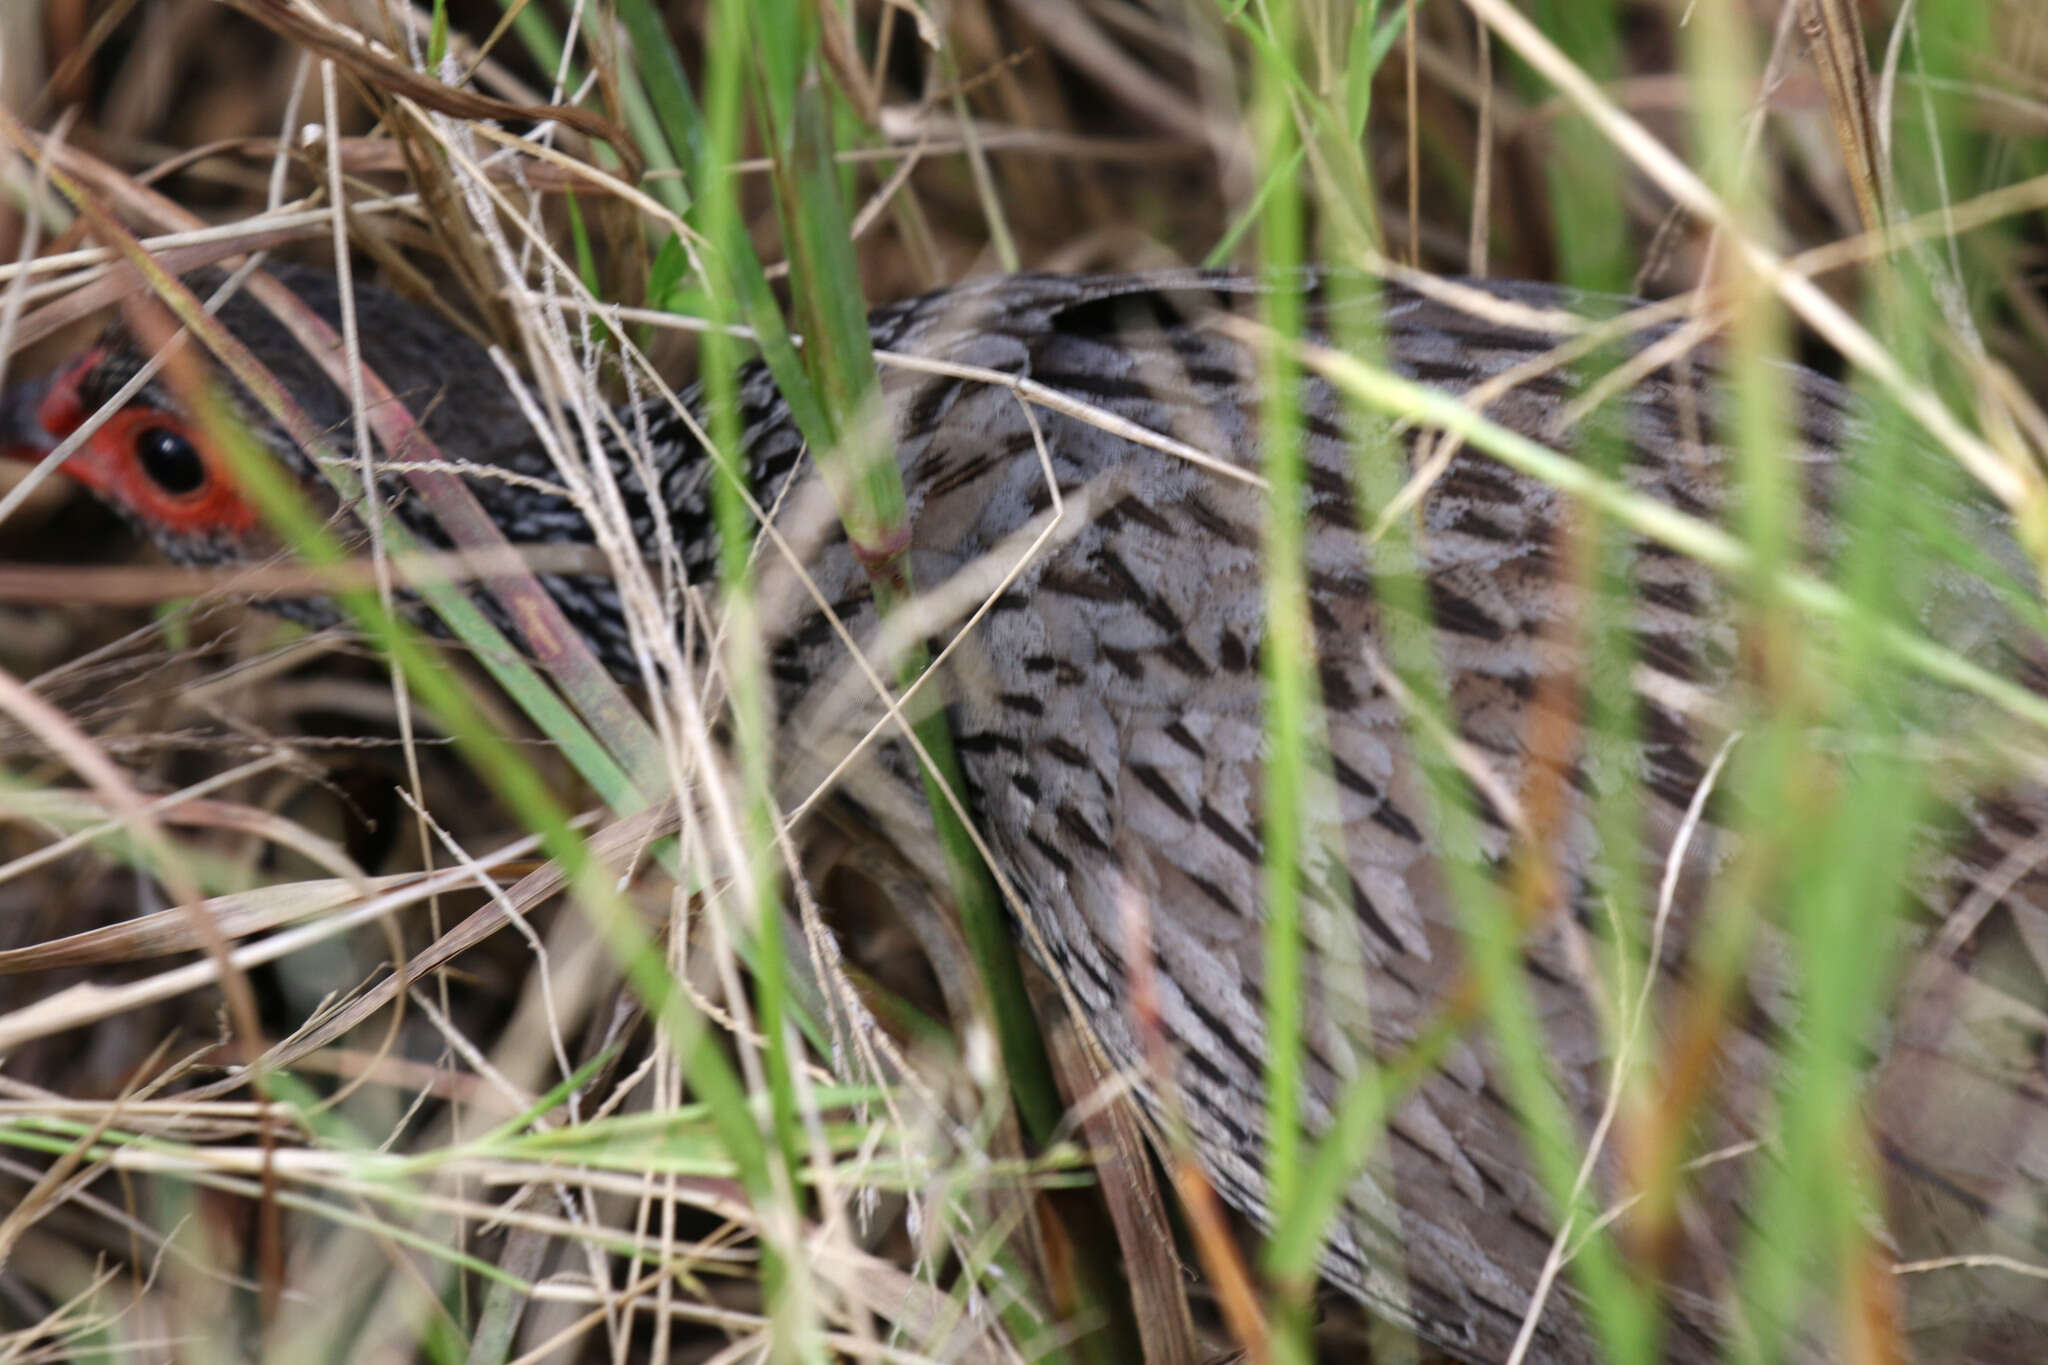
6;264;2045;1363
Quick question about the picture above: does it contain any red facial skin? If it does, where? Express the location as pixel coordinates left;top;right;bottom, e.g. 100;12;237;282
3;350;261;540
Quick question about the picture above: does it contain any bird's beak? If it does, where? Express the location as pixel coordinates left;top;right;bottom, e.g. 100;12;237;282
0;372;57;463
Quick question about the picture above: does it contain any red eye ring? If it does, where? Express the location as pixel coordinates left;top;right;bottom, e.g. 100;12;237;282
66;407;259;537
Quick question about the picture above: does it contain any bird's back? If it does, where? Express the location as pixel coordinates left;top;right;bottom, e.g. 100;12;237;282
37;265;2048;1362
746;269;2048;1362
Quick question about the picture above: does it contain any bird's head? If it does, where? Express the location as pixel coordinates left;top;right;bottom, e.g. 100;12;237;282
2;266;545;573
2;266;687;680
2;326;269;565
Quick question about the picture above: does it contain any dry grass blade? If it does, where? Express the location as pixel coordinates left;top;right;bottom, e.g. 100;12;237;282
1046;1021;1200;1365
0;544;618;605
1798;0;1886;232
0;873;413;973
218;0;637;176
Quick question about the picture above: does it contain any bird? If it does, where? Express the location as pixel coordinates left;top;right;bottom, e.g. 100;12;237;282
5;261;2046;1363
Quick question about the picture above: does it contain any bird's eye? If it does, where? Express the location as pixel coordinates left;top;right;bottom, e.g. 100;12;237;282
133;426;205;495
